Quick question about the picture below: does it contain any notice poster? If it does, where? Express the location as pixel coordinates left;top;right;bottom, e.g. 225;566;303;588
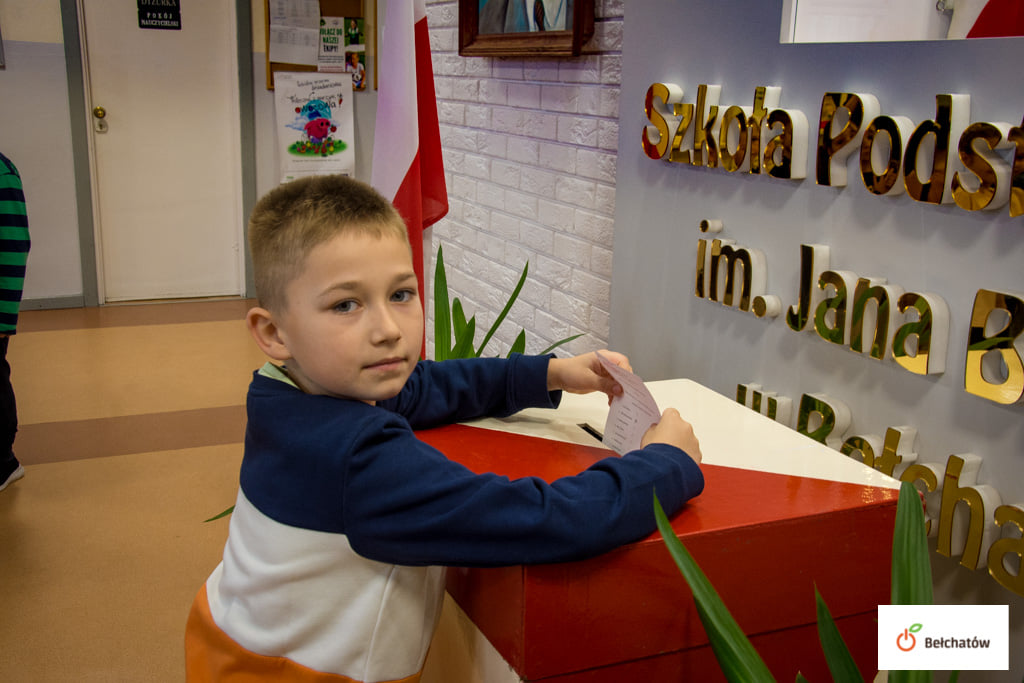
318;17;347;72
274;72;355;182
138;0;181;30
320;17;367;89
268;0;319;66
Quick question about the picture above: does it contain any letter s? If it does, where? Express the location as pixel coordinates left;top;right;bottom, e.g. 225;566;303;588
643;83;684;160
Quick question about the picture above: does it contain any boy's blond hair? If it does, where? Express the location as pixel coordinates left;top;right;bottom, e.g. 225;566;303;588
249;175;409;312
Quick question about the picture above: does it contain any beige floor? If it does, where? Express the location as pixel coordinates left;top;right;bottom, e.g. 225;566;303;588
0;299;267;682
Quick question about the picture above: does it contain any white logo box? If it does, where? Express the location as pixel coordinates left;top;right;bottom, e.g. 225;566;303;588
878;604;1009;671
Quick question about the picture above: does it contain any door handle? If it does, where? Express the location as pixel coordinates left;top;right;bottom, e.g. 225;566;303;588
92;106;108;133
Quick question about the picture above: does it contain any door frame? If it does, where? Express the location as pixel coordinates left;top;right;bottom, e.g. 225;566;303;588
60;0;257;305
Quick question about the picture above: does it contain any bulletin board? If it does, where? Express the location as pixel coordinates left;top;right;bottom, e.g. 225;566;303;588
265;0;375;90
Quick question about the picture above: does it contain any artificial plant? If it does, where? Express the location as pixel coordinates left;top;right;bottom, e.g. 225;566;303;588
653;481;958;682
207;244;582;522
432;243;580;360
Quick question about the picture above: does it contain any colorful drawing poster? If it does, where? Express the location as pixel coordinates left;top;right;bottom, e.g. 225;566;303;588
274;72;355;182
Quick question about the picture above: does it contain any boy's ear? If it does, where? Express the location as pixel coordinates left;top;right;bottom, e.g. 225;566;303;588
246;306;292;361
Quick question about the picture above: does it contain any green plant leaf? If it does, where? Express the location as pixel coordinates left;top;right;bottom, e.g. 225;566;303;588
654;492;776;683
891;481;933;606
451;298;475;358
815;585;865;683
888;480;935;683
539;333;584;356
431;245;581;360
451;315;477;359
795;674;810;683
508;329;527;356
433;245;452;361
452;298;469;340
475;261;528;357
204;505;234;522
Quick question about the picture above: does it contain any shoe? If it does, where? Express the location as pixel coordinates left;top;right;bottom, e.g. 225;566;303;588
1;455;24;492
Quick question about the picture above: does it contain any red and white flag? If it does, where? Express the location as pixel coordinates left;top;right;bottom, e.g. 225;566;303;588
947;0;1024;38
371;0;448;304
967;0;1024;36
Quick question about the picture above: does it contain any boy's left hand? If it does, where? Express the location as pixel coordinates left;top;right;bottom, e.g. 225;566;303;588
547;350;631;401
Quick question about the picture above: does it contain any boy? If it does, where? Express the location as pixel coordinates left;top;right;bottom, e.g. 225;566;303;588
185;175;704;682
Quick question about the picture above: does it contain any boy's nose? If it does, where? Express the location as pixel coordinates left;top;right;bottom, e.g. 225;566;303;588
370;306;402;342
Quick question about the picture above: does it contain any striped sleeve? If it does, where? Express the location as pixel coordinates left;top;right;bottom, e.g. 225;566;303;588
0;154;31;334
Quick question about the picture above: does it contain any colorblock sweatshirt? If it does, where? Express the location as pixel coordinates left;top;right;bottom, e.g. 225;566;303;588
185;354;704;682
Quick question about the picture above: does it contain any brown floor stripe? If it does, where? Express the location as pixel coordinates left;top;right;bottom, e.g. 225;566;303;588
15;405;248;465
18;298;257;333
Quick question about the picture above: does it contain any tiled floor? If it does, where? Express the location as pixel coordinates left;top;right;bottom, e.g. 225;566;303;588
0;299;267;682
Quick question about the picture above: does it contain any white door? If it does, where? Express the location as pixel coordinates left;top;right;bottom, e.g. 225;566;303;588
80;0;244;302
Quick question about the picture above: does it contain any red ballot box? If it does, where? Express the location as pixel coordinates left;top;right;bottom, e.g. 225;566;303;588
419;421;899;682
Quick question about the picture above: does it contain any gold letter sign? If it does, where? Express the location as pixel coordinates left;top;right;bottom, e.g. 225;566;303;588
964;289;1024;404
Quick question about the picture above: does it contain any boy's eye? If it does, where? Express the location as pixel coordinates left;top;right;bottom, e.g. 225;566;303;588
333;300;358;313
391;289;416;303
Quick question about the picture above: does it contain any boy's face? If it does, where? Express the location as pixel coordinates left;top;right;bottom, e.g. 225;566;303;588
267;231;423;404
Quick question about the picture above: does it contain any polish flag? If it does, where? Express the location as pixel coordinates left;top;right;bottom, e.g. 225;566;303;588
947;0;1024;38
371;0;448;306
967;0;1024;36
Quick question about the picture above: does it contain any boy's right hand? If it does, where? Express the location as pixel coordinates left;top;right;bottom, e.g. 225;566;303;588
641;408;702;465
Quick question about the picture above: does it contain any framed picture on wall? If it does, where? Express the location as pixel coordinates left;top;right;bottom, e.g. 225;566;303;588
0;17;6;68
459;0;594;57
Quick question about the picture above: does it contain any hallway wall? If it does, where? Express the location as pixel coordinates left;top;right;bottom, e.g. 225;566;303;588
422;0;624;356
0;2;83;304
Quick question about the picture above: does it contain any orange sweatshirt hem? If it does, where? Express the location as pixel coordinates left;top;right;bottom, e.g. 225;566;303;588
185;585;423;683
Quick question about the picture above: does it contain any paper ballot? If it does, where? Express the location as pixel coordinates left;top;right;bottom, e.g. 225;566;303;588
596;352;662;455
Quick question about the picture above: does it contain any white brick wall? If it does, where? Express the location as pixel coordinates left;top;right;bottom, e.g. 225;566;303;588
424;0;623;358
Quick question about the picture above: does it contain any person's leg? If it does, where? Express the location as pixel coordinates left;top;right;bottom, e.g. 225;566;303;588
0;335;23;492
